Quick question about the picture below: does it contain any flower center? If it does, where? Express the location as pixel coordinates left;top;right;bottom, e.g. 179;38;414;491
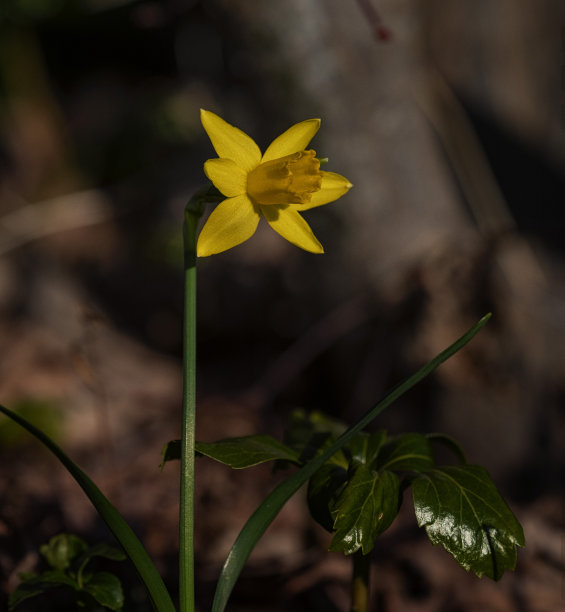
247;149;323;205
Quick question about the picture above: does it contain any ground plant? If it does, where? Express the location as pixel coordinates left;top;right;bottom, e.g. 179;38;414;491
1;110;524;612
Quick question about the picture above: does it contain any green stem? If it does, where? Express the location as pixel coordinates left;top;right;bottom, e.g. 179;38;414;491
179;201;200;612
179;186;220;612
351;551;371;612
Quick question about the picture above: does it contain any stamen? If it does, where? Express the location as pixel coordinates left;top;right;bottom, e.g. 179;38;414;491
247;150;322;206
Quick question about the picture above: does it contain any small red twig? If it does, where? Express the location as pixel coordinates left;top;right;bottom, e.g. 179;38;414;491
356;0;392;42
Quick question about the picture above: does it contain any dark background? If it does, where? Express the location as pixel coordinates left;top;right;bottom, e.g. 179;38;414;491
1;1;564;610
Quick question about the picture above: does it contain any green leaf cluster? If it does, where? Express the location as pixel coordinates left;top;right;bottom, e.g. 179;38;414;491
9;534;126;611
173;410;524;582
2;314;519;612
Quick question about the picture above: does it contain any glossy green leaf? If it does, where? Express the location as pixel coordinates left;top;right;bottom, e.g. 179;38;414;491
412;465;525;580
376;433;434;472
9;570;77;610
307;430;388;533
307;462;348;532
196;435;301;468
426;433;467;464
329;465;400;555
0;404;175;612
162;435;301;469
83;572;124;611
75;542;127;590
362;430;387;466
40;534;88;571
212;314;492;612
343;430;387;466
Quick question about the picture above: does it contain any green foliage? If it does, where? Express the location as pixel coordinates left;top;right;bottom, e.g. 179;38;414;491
376;432;434;471
162;435;300;469
0;404;176;612
412;465;525;580
196;409;524;582
426;432;468;464
9;534;127;611
328;463;400;555
39;534;87;570
208;314;497;612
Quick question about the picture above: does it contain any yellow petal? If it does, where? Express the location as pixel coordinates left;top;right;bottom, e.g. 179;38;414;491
201;109;262;173
261;118;321;163
295;171;353;210
261;205;324;253
204;158;247;197
197;194;260;257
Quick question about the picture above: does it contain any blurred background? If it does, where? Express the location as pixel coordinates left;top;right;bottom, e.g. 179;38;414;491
1;0;564;610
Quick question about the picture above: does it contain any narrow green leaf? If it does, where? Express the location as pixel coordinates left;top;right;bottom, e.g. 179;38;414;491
0;399;61;447
412;465;525;580
376;433;434;472
40;534;88;570
0;405;175;612
196;435;301;468
329;465;400;555
211;314;492;612
82;572;124;611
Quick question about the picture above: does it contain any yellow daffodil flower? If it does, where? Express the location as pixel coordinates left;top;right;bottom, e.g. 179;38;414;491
197;109;353;257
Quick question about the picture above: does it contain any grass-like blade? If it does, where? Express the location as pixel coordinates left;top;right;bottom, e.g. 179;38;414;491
212;314;491;612
0;404;176;612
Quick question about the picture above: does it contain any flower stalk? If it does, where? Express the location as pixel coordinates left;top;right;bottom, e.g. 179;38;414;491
179;186;220;612
178;112;351;609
